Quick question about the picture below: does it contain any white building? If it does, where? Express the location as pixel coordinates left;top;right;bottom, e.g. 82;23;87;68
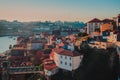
52;48;83;71
87;18;102;34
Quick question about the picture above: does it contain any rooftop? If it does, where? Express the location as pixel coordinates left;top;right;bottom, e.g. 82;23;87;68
53;48;81;57
44;59;57;71
102;19;113;23
88;18;102;23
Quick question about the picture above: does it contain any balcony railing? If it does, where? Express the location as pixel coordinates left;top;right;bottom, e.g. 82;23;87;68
8;66;43;74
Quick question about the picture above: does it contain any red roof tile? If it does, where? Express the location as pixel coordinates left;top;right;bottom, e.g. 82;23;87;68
44;59;57;71
53;48;64;54
102;19;114;23
53;48;81;57
88;18;102;23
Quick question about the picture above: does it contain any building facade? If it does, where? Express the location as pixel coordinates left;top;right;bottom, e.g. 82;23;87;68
53;48;83;71
87;18;102;34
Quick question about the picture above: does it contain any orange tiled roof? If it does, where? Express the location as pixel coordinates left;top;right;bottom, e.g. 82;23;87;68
44;59;57;71
53;48;81;57
102;19;113;23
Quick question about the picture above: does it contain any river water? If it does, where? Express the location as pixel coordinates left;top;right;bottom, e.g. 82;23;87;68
0;36;17;53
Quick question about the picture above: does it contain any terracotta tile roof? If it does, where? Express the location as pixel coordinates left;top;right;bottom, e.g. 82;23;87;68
102;19;114;23
53;48;81;57
53;48;64;54
88;18;102;23
44;59;57;71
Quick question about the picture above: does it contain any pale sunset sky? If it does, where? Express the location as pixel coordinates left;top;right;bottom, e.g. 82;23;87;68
0;0;120;22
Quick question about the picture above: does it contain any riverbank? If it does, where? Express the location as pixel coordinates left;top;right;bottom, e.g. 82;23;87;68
0;50;11;55
0;32;32;37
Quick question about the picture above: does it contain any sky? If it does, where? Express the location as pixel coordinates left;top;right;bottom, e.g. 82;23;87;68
0;0;120;22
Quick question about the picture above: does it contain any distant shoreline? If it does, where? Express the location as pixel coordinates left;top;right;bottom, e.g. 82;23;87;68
0;34;29;37
0;31;32;37
0;34;23;37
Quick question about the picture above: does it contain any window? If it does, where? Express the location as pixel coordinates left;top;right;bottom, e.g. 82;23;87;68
61;61;62;64
95;23;97;26
61;55;62;58
65;56;67;59
65;62;67;65
69;63;71;66
69;57;71;60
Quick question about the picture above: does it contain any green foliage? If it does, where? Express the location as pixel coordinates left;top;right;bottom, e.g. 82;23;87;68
39;63;44;71
27;74;44;80
9;45;12;49
74;48;119;80
78;32;88;37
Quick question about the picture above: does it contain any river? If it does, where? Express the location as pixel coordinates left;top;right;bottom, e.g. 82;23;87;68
0;36;17;53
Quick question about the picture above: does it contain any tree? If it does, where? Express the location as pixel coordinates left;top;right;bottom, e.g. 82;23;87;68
78;32;88;37
9;45;12;49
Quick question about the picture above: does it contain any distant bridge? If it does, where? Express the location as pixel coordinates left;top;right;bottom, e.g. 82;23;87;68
8;66;43;74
